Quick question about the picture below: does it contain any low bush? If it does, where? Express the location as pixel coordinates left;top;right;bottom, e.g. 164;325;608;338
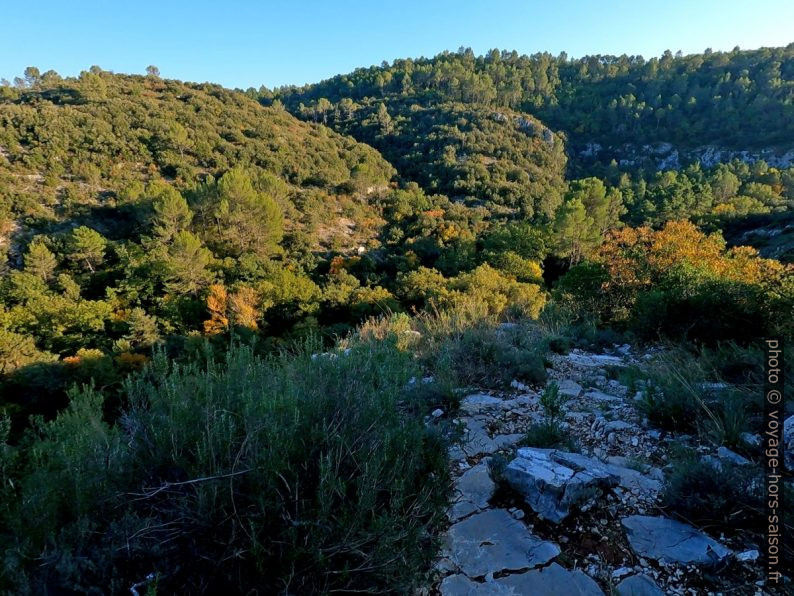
638;349;756;446
430;322;548;389
662;455;778;534
520;382;576;451
0;329;450;593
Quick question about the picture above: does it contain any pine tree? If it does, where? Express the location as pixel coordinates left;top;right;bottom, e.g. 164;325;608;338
68;227;106;272
150;182;192;242
161;231;214;295
24;239;57;280
212;168;283;258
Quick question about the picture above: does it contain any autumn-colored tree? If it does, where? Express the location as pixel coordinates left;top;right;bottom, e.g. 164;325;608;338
203;284;229;334
229;286;260;330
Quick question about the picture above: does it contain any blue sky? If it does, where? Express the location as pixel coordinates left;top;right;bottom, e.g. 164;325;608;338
2;0;792;89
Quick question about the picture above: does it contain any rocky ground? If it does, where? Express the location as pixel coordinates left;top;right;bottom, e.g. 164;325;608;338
429;344;787;595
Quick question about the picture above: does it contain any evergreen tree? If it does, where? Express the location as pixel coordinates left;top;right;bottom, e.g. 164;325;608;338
68;227;107;273
150;182;193;242
24;239;57;280
161;231;214;294
211;168;284;259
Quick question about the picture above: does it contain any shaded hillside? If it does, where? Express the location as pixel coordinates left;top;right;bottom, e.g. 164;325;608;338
291;99;567;219
0;69;395;256
273;45;794;174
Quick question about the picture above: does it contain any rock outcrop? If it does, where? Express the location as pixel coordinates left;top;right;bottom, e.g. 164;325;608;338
435;344;757;594
504;448;619;523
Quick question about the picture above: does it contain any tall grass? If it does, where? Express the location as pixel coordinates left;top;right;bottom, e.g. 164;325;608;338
638;347;760;448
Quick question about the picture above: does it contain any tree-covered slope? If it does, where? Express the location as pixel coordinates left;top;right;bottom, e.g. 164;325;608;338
0;68;396;257
294;99;567;218
274;45;794;152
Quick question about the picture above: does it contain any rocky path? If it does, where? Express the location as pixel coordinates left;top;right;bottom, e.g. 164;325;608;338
433;345;772;595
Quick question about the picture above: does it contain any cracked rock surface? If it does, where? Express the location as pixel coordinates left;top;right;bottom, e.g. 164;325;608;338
431;344;767;595
443;509;560;579
621;515;732;566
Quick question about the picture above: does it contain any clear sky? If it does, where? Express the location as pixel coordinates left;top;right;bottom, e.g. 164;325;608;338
2;0;792;89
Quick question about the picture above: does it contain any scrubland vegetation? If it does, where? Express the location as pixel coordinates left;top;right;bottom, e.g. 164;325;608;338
0;46;792;592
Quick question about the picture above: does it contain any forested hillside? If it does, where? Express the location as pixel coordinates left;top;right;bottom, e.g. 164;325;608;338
272;46;794;255
291;99;567;218
274;45;794;151
0;49;792;594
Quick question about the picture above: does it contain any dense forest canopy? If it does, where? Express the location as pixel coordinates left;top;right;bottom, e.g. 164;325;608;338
272;45;794;149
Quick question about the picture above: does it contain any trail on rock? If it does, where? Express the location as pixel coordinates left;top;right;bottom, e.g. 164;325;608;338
435;345;765;595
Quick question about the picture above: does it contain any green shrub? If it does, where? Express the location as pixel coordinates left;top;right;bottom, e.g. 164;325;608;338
639;349;756;446
520;382;576;450
1;333;450;593
546;335;571;355
431;322;548;389
521;421;576;451
662;456;763;529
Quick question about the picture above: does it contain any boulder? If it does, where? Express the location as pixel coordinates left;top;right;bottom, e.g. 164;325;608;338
615;574;665;596
621;515;731;566
444;509;560;578
504;448;619;523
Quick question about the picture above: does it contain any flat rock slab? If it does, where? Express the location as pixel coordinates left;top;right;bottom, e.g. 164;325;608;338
461;418;522;457
504;448;619;523
567;353;625;368
615;574;665;596
558;379;583;399
501;395;536;410
449;460;495;521
440;563;604;595
445;509;560;578
602;462;662;495
497;563;605;595
461;394;504;414
584;389;622;403
622;515;731;566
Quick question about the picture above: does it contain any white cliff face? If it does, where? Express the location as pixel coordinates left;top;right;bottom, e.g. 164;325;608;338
577;142;794;170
